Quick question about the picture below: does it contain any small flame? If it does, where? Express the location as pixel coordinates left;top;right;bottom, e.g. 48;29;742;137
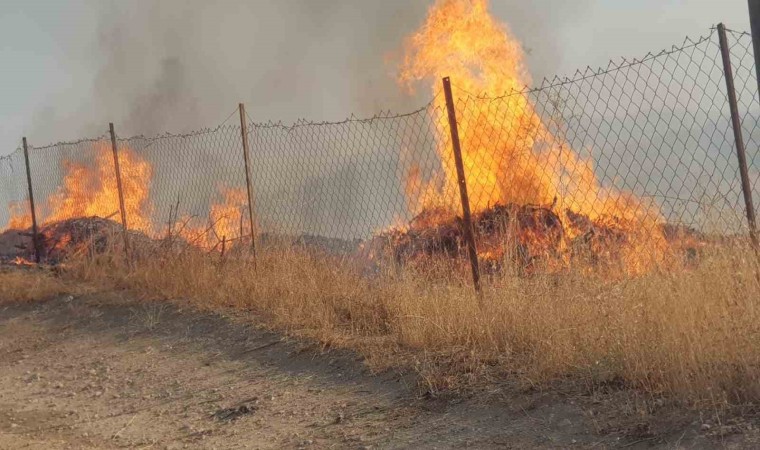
12;256;34;266
7;202;32;230
179;186;251;250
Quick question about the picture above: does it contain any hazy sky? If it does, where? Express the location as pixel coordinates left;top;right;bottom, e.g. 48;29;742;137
0;0;753;156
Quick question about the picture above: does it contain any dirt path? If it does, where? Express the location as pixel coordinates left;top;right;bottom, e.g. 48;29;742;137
0;293;755;449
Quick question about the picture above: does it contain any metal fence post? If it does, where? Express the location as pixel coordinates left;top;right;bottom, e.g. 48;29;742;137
22;137;42;263
442;77;481;292
238;103;258;261
109;123;131;260
718;24;760;251
748;1;760;104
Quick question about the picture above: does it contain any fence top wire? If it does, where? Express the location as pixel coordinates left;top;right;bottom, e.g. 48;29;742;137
246;99;438;134
31;135;108;151
724;26;752;37
0;147;22;163
116;107;242;146
115;125;241;146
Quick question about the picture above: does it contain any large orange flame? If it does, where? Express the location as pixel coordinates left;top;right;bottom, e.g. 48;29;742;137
399;0;666;274
7;143;153;233
47;144;154;232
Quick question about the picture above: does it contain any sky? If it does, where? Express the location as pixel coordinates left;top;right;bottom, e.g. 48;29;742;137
0;0;754;156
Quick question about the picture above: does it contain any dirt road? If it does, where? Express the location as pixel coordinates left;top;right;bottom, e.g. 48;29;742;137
0;293;754;449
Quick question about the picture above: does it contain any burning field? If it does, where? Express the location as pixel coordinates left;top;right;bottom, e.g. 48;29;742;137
3;1;760;435
0;0;718;277
1;140;256;264
0;0;743;280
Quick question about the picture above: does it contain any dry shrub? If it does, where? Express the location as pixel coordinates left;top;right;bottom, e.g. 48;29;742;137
0;269;70;303
61;242;760;407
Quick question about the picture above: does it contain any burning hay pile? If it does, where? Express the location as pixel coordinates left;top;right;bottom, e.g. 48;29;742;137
0;217;159;265
374;203;706;276
0;215;363;267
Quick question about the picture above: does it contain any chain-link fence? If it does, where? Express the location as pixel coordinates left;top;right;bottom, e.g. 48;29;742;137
0;149;28;230
2;26;760;281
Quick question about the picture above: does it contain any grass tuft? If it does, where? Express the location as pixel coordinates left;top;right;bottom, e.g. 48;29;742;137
0;268;71;304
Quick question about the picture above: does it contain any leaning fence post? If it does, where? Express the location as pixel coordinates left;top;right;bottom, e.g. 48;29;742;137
442;77;481;293
108;123;130;261
238;103;258;261
748;0;760;105
22;137;42;263
718;23;760;252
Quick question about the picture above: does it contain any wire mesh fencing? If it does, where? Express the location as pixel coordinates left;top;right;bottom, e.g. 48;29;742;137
117;126;249;249
1;26;760;283
0;149;28;231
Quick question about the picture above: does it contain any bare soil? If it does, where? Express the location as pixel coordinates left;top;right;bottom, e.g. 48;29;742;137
1;291;758;449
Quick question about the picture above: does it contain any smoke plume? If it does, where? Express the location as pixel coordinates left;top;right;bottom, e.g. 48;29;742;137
23;0;594;142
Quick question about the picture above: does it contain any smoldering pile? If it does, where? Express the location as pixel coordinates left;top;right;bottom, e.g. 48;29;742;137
0;217;158;264
368;203;706;273
0;216;364;266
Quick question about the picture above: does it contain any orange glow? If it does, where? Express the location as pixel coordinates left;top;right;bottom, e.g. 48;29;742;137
398;0;667;274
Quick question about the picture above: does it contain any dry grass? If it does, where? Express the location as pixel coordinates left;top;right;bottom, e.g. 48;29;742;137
59;243;760;409
0;268;71;304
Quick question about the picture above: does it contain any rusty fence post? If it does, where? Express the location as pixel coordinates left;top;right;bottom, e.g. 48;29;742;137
109;123;130;261
22;137;42;263
718;24;760;252
238;103;258;261
748;0;760;106
442;77;481;292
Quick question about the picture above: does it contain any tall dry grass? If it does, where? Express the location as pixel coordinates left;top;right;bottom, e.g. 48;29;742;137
0;268;71;304
61;242;760;407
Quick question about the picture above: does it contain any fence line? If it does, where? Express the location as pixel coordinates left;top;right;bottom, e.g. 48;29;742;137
2;25;760;287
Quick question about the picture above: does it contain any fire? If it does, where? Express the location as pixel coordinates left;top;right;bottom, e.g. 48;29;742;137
1;0;674;275
7;143;153;233
398;0;667;274
12;256;34;266
4;143;251;254
179;185;251;250
8;202;32;230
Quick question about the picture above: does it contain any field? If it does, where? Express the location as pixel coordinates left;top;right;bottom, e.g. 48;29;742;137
4;1;760;448
2;240;760;448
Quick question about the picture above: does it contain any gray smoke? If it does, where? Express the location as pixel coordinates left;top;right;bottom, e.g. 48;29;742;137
80;0;432;139
492;0;594;81
11;0;746;238
16;0;606;238
24;0;596;142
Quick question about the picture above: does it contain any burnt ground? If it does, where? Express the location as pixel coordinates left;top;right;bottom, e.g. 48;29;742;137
1;292;759;449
